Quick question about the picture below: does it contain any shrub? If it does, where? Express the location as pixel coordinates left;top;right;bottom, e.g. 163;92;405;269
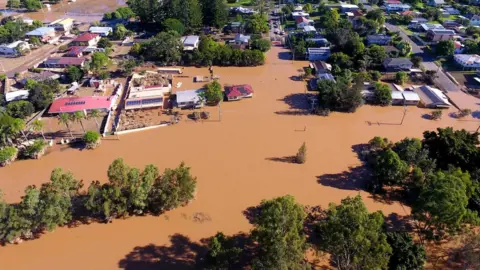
83;131;101;149
457;108;472;118
6;100;35;119
369;70;382;81
23;139;47;159
295;142;307;164
0;147;18;166
432;110;443;120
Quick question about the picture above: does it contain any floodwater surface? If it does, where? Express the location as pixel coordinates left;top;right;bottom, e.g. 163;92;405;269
1;47;480;269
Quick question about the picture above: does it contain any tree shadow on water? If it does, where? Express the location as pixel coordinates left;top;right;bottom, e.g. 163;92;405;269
316;166;370;191
275;93;315;116
118;234;207;270
265;156;296;163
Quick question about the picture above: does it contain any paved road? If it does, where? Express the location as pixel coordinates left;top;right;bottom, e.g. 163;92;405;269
385;23;459;92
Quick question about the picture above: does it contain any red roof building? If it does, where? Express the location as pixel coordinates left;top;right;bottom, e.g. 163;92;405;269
224;84;254;101
65;46;86;57
70;33;100;46
386;0;402;4
43;57;86;68
296;17;309;24
48;96;114;114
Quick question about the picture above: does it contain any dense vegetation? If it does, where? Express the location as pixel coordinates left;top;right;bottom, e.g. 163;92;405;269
0;159;197;243
0;18;42;44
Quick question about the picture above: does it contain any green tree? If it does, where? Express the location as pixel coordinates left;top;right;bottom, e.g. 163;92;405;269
250;38;271;52
28;79;61;110
387;232;426;270
246;13;269;34
372;148;409;190
58;113;73;139
320;9;340;29
140;31;183;65
316;195;392;270
436;40;455;57
89;52;110;71
31;119;46;141
113;24;128;40
6;100;34;119
393;137;424;165
205;232;242;269
23;0;42;11
395;71;408;85
422;128;479;171
37;169;82;231
366;9;386;25
148;162;197;214
251;195;307;269
162;18;185;35
200;0;228;28
6;0;21;9
83;130;101;149
295;142;307;164
411;55;422;68
116;7;135;19
303;3;313;13
374;82;392;106
88;109;101;130
202;80;223;105
127;0;163;23
366;45;387;67
317;75;363;113
66;66;84;83
412;168;478;239
71;111;86;134
97;37;113;48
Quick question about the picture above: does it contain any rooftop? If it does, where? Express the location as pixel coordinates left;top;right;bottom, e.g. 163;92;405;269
413;85;450;107
49;18;74;26
73;33;99;42
89;26;113;33
224;84;253;98
455;54;480;64
0;40;26;49
26;27;55;36
176;89;204;103
383;58;413;66
48;96;113;114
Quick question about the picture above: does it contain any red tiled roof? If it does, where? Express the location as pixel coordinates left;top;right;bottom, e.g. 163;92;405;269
295;16;309;24
224;84;253;98
73;33;99;42
48;96;113;114
401;10;414;16
352;10;363;16
386;0;401;3
65;46;86;56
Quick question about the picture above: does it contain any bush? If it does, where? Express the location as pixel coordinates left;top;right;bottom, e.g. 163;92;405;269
23;139;47;159
6;100;35;119
457;108;472;118
83;131;101;149
0;147;18;166
369;70;382;81
432;110;443;120
295;142;307;164
250;38;271;52
201;81;223;105
395;71;408;85
374;82;392;106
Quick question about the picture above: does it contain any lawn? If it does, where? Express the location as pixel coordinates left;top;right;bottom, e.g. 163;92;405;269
399;26;413;35
227;0;253;7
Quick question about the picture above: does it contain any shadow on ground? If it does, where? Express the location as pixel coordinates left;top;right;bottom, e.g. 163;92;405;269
275;93;315;116
384;213;415;232
265;156;296;163
118;234;206;270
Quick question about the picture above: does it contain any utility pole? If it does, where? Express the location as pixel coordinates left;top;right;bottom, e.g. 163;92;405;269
400;105;407;125
218;102;222;122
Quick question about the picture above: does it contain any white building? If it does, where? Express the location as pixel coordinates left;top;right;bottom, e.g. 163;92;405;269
89;26;113;37
413;85;450;108
402;91;420;106
303;25;316;33
292;11;310;19
181;35;200;51
307;47;331;61
176;89;205;109
454;54;480;69
49;18;74;32
391;91;405;105
0;41;30;56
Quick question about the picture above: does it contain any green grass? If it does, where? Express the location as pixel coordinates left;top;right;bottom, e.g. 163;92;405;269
227;0;253;7
399;26;413;35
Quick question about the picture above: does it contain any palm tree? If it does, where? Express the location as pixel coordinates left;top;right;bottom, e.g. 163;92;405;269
11;118;28;142
31;119;46;141
72;111;86;134
58;113;74;139
88;109;100;130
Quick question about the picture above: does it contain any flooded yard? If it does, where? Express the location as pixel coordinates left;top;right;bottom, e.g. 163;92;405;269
0;47;480;269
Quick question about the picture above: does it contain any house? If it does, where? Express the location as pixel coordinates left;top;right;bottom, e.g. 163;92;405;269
318;73;336;83
384;45;400;56
296;16;313;28
89;26;113;37
181;35;200;51
471;15;480;26
48;96;114;114
413;85;450;108
303;25;316;33
454;54;480;69
391;91;405;105
48;18;74;32
0;41;30;56
17;71;60;86
444;7;460;15
25;27;56;42
234;34;251;45
383;58;413;71
64;46;86;57
291;11;310;19
385;4;411;12
125;72;171;110
402;91;420;105
367;34;392;45
224;84;253;101
420;23;444;32
307;47;331;61
70;33;100;47
427;29;455;41
339;3;359;13
408;18;428;29
305;37;329;47
43;57;86;68
228;22;245;34
428;0;445;7
309;61;332;75
443;20;461;30
176;89;205;109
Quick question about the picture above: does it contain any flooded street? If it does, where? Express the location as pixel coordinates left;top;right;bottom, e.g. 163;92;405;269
0;47;479;269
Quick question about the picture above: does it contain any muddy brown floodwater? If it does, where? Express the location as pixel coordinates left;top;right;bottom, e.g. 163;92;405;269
1;47;480;269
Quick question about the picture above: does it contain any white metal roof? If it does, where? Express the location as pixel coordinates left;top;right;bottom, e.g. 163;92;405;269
176;89;204;103
391;91;404;100
402;91;420;101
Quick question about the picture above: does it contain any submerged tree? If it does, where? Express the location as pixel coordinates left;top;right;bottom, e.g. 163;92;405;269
387;232;426;270
295;142;307;164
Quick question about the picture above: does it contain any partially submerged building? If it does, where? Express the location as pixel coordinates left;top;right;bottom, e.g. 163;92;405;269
181;35;200;51
89;26;113;37
125;72;172;110
307;47;331;61
176;89;205;109
224;84;253;101
413;85;450;108
48;96;114;114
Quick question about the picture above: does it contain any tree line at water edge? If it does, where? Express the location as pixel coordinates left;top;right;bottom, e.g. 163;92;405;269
0;158;197;244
